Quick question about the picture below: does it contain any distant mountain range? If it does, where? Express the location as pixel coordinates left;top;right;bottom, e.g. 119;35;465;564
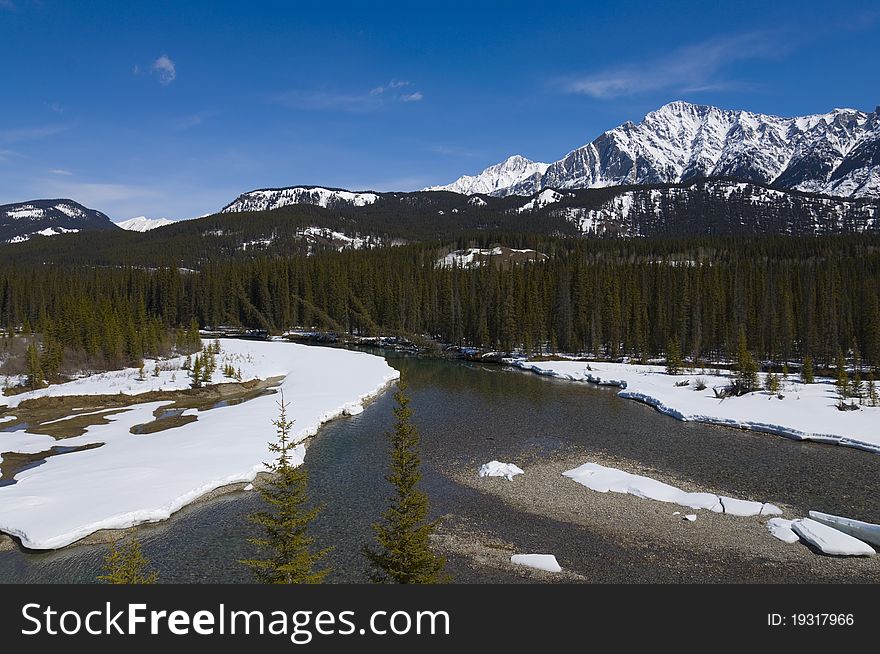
116;216;174;232
2;101;879;246
427;101;880;199
0;199;118;244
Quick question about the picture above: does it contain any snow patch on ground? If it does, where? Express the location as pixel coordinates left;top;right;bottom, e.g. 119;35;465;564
562;461;781;517
478;461;524;481
0;340;399;549
510;554;561;573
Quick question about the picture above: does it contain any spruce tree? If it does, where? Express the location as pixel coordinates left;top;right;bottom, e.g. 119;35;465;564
868;372;878;407
190;355;202;389
25;341;44;390
802;355;814;384
735;328;758;393
836;350;849;400
241;394;330;584
665;338;683;375
364;381;447;584
98;538;158;584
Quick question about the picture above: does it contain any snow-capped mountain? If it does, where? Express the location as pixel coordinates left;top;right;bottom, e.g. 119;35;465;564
430;101;880;199
425;155;549;195
116;216;174;232
221;186;379;213
1;199;119;244
521;180;879;237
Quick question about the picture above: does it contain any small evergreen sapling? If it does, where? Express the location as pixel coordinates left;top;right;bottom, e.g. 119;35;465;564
241;393;330;584
363;381;447;584
98;538;158;584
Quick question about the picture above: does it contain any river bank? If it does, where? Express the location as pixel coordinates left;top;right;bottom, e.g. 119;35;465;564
1;349;877;582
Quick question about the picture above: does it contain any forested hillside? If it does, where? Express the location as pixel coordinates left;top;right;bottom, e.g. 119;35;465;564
2;234;878;371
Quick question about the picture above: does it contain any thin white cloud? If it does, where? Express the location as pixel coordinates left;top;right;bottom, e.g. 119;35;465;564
39;180;158;213
277;81;423;111
0;149;19;161
431;145;480;157
151;54;176;85
275;90;383;112
45;101;64;114
48;168;73;176
0;1;15;10
0;125;66;143
370;79;411;95
562;31;791;99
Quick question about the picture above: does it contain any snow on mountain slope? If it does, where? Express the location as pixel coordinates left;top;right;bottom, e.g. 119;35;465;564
1;199;118;244
221;186;379;213
429;101;880;199
516;189;566;212
543;181;879;236
116;216;174;232
426;155;550;196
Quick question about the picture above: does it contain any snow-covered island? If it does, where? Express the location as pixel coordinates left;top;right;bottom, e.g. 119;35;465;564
510;359;880;454
0;339;399;549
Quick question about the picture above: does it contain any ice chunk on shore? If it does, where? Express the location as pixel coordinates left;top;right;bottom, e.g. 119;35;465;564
562;462;777;517
510;554;561;573
478;461;524;481
791;518;876;556
684;514;697;522
767;518;800;543
808;511;880;548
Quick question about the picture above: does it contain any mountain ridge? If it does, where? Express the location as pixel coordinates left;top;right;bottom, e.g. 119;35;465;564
0;199;119;243
427;101;880;199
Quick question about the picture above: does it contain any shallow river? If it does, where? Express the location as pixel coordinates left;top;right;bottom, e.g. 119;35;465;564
1;347;878;583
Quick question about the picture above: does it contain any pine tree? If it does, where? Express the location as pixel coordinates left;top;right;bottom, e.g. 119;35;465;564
190;355;202;389
868;372;878;407
26;341;44;390
836;350;849;400
241;394;330;584
735;328;758;393
802;355;814;384
765;371;780;395
665;338;683;375
98;538;158;584
364;381;447;584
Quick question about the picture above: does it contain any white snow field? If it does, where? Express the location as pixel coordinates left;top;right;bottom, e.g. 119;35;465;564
478;460;524;481
790;519;876;556
511;360;880;454
0;339;399;549
563;462;782;517
510;554;561;573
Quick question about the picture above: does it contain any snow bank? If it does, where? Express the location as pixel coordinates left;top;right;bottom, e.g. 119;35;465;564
790;518;876;556
0;340;399;549
510;554;561;573
562;462;781;517
511;360;880;455
478;460;524;481
767;518;800;543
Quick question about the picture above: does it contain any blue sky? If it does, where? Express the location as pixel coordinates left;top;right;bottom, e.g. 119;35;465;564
1;0;878;220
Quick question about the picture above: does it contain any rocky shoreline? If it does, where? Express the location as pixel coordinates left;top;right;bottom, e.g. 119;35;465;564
444;448;880;583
